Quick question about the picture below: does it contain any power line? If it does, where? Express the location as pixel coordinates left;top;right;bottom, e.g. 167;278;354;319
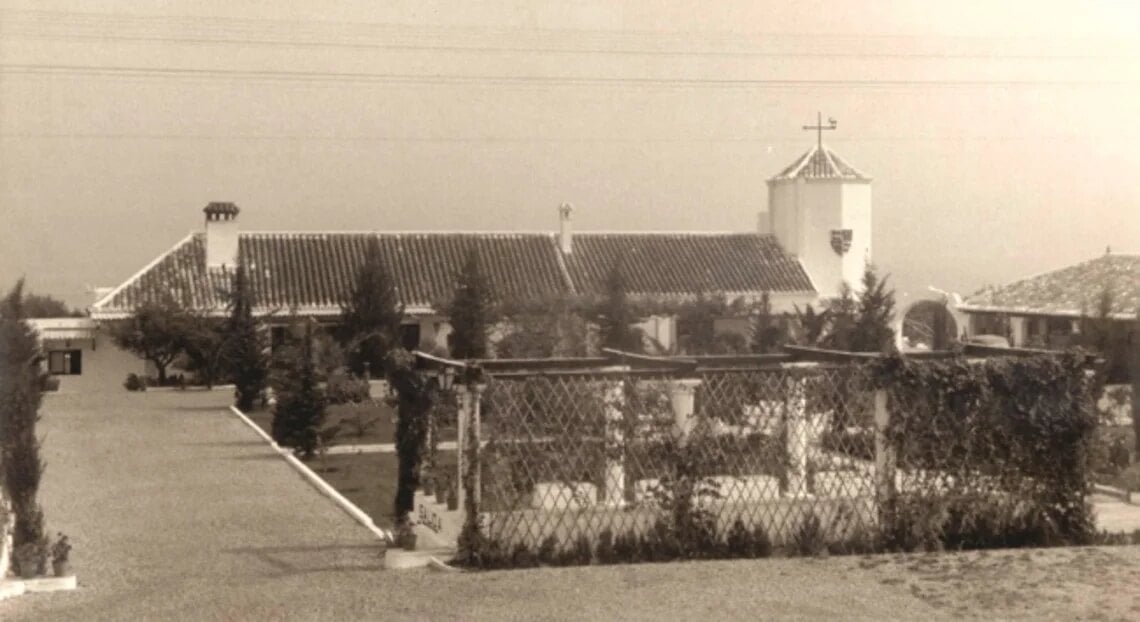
4;30;1134;62
2;64;1133;89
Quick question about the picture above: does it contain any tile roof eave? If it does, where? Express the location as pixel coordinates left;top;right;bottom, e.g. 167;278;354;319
956;304;1135;321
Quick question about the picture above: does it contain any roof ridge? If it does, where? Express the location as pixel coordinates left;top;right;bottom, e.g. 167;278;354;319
91;231;197;311
234;230;764;237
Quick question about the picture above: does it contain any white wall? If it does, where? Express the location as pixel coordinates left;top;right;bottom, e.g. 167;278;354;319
42;333;146;393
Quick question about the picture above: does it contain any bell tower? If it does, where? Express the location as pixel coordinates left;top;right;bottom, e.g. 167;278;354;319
764;114;872;300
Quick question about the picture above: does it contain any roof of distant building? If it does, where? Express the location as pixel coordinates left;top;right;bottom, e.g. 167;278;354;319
90;231;815;318
959;252;1140;319
768;144;871;182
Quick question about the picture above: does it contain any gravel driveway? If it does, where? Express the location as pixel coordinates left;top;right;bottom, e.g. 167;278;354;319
3;390;1140;621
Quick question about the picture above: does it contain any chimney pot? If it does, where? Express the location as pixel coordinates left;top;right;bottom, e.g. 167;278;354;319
558;203;573;255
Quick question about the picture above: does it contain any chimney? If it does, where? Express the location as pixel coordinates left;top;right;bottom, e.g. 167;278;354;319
204;202;240;270
558;203;573;254
757;210;771;235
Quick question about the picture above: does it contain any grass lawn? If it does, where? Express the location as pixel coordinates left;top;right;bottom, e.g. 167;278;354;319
312;450;459;530
246;400;458;446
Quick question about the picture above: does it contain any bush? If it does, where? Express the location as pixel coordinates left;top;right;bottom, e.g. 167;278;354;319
326;372;371;405
123;373;146;392
40;376;60;392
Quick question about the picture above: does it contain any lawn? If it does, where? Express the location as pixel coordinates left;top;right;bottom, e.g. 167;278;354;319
312;449;459;530
246;400;459;446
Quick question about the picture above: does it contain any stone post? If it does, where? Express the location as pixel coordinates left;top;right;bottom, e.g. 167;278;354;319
873;389;897;508
471;383;486;508
669;378;702;444
785;376;809;498
604;379;627;508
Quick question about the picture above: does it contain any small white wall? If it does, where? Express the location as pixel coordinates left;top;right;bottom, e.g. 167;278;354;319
42;333;146;393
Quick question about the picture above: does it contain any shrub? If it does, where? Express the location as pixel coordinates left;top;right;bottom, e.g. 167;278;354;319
123;373;146;392
326;372;371;405
791;511;828;557
724;519;772;559
40;376;60;392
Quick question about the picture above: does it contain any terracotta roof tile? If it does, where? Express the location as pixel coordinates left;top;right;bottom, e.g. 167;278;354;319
769;145;870;182
961;253;1140;318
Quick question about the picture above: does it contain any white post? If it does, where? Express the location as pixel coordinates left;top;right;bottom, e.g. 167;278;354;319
604;380;627;508
873;389;896;506
471;384;486;508
670;378;702;443
455;387;470;515
785;376;809;498
1010;316;1028;347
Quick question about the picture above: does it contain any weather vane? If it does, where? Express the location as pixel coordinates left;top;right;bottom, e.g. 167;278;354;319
802;112;837;149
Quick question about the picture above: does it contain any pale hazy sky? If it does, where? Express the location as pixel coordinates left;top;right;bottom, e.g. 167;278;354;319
2;1;1138;309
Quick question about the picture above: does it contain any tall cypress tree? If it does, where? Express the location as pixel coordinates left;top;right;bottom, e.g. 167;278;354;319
225;263;268;411
598;257;643;353
1132;308;1140;453
751;291;785;354
447;249;495;359
0;279;47;548
272;322;327;460
339;240;405;376
850;266;897;353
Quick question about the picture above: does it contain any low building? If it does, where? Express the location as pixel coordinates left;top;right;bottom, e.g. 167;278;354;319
959;251;1139;350
72;140;874;390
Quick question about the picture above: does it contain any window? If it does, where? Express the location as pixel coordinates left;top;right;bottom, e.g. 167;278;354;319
48;350;82;375
400;324;421;351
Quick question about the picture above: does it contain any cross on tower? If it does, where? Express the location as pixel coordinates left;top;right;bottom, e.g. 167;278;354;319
802;112;837;150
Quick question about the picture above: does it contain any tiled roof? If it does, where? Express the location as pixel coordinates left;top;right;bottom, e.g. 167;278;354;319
564;234;813;296
960;253;1140;319
91;231;814;318
768;145;870;182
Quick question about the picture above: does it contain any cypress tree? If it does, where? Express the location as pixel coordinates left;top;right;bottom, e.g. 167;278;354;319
447;249;495;359
598;257;644;353
751;291;784;354
1132;308;1139;453
225;263;268;411
272;323;327;460
339;240;405;375
0;279;47;548
850;266;897;353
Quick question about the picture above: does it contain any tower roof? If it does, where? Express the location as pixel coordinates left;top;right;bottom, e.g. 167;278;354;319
769;145;871;182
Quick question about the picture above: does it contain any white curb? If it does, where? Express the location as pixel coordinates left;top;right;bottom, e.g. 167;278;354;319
228;405;394;544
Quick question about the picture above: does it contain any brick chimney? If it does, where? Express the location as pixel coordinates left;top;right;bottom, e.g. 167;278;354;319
558;203;573;255
203;202;240;270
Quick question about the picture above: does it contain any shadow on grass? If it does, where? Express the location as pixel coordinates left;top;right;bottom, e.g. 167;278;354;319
223;544;386;577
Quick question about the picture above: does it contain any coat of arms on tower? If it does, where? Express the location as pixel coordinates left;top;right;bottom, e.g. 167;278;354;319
830;229;853;255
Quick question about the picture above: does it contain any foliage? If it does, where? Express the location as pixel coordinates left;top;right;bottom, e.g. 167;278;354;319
750;291;785;354
873;351;1099;550
596;257;644;353
50;532;71;564
385;349;436;524
790;512;828;557
820;282;858;351
1077;286;1132;385
40;376;60;392
447;250;496;359
1134;308;1140;453
338;240;405;376
496;294;590;358
123;373;147;392
0;279;49;549
850;266;897;353
223;264;268;412
325;372;372;405
791;303;830;347
110;294;190;384
22;293;82;318
179;315;228;388
271;323;328;460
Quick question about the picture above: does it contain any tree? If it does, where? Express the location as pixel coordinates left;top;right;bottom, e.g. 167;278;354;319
597;258;644;353
1079;286;1130;384
339;240;405;376
23;293;81;318
271;322;327;460
180;315;228;388
850;266;897;353
447;249;496;359
496;294;589;358
1132;308;1140;453
750;291;785;354
110;294;190;384
791;303;830;347
820;282;857;351
224;264;268;411
0;279;48;548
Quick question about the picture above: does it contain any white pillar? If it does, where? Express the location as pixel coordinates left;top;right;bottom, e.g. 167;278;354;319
873;390;896;506
785;377;809;498
604;380;627;508
670;378;702;443
455;387;470;514
471;384;485;508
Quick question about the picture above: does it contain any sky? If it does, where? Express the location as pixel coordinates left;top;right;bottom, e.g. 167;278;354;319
1;0;1138;310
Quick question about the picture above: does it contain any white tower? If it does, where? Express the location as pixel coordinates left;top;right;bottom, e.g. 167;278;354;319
764;114;872;300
